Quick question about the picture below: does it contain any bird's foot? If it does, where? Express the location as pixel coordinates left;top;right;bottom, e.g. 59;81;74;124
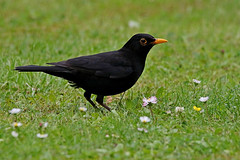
98;102;111;112
96;95;111;112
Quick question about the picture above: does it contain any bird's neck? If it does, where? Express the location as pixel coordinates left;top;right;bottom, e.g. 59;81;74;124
119;47;149;60
119;48;148;74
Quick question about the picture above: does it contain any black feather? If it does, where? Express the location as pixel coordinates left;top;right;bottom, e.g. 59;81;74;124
14;33;167;111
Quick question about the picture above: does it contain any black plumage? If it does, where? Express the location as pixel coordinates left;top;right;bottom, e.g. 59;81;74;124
15;33;167;111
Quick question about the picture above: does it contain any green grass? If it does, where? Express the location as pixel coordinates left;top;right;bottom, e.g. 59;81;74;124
1;0;240;159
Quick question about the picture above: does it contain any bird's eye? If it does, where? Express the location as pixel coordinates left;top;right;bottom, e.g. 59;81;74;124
140;38;147;46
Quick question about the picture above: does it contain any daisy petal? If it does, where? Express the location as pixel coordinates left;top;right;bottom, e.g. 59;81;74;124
199;97;209;102
200;109;205;113
79;107;87;112
193;79;201;84
140;116;151;123
37;133;48;138
12;122;22;127
9;108;21;114
149;96;157;104
11;131;18;138
175;107;184;112
142;101;149;107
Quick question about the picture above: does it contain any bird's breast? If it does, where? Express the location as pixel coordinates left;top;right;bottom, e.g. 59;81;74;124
75;71;142;96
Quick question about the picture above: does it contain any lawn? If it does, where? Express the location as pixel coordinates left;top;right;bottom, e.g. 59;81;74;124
0;0;240;159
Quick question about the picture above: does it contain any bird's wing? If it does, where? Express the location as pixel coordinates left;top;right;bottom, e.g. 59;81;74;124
47;52;133;79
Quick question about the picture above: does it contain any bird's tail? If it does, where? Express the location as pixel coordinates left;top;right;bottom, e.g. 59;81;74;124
15;65;67;72
15;65;74;82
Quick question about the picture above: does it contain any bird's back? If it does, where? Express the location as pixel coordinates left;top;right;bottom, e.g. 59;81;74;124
51;50;145;95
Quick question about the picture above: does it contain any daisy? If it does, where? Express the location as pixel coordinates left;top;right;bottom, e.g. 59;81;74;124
11;131;18;138
43;122;48;128
12;122;22;127
137;128;148;133
40;122;48;128
9;108;21;114
142;96;157;107
111;134;119;138
199;97;209;102
193;79;201;84
175;107;184;112
140;116;151;123
193;106;201;111
128;20;140;28
37;133;48;138
166;110;171;114
79;107;87;112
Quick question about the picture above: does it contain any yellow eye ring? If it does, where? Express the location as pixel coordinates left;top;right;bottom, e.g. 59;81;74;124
140;38;147;46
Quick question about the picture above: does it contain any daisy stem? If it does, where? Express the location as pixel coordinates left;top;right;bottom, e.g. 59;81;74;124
149;105;155;122
193;85;196;96
205;102;208;117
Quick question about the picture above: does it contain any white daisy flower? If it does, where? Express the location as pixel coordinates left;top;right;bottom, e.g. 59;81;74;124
79;107;87;112
175;107;184;112
37;133;48;138
140;116;151;123
111;134;119;138
149;96;157;103
12;122;22;127
43;122;48;128
39;122;48;128
11;131;18;138
193;79;201;84
142;96;157;107
128;20;140;28
137;128;148;133
142;99;149;107
9;108;21;114
166;110;171;114
199;97;209;102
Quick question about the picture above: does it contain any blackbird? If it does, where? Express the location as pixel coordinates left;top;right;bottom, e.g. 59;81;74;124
15;33;167;111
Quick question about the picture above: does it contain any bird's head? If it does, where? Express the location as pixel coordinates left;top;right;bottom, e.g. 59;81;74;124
122;33;167;56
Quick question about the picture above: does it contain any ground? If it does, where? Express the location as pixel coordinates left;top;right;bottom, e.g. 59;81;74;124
0;0;240;159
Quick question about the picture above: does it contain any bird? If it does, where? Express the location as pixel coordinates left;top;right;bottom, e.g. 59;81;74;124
15;33;167;111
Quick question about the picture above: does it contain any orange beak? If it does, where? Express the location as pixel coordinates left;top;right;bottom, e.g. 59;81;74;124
151;38;168;45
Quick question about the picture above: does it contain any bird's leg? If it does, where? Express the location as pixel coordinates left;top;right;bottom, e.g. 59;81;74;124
96;95;111;112
84;92;98;109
